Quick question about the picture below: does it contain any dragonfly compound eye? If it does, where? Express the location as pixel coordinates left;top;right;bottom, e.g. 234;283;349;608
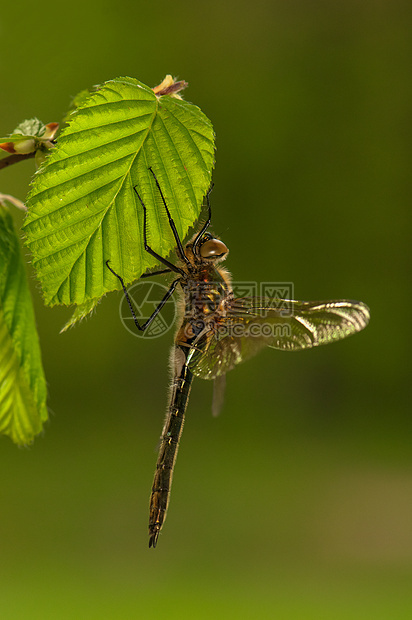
199;239;228;259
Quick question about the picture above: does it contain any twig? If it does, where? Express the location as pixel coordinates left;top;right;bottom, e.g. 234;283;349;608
0;152;35;170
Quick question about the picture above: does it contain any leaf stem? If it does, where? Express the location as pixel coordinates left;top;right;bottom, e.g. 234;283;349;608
0;152;35;170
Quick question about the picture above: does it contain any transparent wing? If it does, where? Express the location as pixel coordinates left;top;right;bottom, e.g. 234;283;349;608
187;298;370;379
212;374;226;417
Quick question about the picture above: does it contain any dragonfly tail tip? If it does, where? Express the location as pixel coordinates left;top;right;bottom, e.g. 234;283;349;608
149;531;159;549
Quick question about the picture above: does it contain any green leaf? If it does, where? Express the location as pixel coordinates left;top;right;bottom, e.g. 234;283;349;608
0;205;48;445
62;89;92;125
23;76;215;307
0;136;25;143
59;298;100;333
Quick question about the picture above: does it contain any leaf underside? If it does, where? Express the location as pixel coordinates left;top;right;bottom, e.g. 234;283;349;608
0;206;48;445
23;76;215;307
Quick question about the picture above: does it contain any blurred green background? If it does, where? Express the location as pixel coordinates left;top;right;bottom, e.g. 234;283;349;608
1;1;411;618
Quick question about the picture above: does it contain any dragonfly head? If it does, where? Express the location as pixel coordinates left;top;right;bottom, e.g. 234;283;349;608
194;233;229;263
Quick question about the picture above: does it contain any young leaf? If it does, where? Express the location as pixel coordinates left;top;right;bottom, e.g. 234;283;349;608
0;118;59;154
0;117;46;144
23;76;215;307
0;205;48;445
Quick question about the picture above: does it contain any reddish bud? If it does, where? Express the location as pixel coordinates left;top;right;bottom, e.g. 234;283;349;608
0;142;16;153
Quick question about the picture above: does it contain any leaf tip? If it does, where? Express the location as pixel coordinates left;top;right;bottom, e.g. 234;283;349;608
60;298;101;333
153;75;188;98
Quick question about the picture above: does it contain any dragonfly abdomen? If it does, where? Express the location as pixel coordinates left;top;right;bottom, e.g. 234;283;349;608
148;347;194;548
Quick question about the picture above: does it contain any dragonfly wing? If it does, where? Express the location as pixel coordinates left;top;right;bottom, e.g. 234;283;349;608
230;297;371;350
188;298;370;379
212;374;227;417
187;328;267;379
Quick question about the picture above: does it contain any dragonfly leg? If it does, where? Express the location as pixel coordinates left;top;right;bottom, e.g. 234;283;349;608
192;182;214;254
106;260;180;331
133;183;186;276
140;268;172;279
147;167;192;269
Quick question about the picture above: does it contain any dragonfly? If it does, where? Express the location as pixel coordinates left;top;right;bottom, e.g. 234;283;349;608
106;168;370;548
